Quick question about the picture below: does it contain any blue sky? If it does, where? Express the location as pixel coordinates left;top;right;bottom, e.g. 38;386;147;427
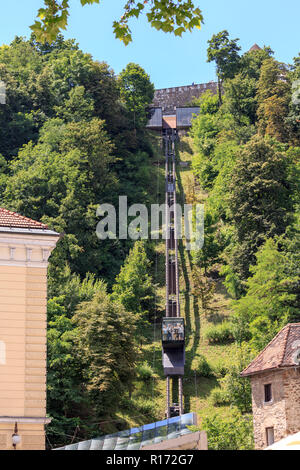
0;1;299;89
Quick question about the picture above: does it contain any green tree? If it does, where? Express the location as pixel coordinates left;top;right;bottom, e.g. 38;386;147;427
222;74;258;125
201;410;254;450
112;241;156;325
239;46;273;80
73;283;138;415
231;237;300;350
191;112;220;188
220;344;253;413
207;30;241;105
191;265;215;311
192;212;223;274
228;135;295;278
2;117;121;279
286;54;300;145
119;63;154;130
47;296;85;446
257;58;291;142
30;0;203;45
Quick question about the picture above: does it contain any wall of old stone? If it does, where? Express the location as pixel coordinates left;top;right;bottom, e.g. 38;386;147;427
152;82;218;115
251;368;300;449
283;368;300;436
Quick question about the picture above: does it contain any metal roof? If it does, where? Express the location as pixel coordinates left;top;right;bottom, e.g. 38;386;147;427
176;107;200;128
146;107;163;128
54;413;197;450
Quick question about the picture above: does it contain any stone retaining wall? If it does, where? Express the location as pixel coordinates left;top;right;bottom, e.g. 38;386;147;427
152;82;218;115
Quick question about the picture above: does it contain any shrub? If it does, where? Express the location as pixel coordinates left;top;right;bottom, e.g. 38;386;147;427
210;388;230;406
194;355;213;377
213;361;230;378
204;321;234;344
219;344;254;414
202;411;254;450
133;397;156;416
136;361;154;381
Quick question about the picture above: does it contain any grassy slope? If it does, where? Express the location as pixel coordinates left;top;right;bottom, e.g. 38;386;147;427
176;135;237;423
103;133;239;434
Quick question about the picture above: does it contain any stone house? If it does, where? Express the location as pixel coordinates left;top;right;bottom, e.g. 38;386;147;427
0;208;60;450
241;323;300;450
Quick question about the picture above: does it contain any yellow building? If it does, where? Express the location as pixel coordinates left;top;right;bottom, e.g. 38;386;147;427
0;208;60;450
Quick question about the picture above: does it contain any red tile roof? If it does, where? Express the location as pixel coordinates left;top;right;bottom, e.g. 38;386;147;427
249;43;262;52
241;324;300;377
0;207;48;230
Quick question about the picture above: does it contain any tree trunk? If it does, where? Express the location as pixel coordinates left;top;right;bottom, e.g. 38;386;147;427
218;78;222;106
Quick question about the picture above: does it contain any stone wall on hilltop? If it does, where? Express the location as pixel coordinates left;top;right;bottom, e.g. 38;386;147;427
152;82;218;115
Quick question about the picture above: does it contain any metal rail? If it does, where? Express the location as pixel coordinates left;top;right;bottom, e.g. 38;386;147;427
163;129;184;418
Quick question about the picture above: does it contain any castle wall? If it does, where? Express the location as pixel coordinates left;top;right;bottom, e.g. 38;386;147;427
152;82;218;115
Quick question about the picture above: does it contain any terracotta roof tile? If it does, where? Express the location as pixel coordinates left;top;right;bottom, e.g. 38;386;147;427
249;44;262;52
0;207;48;230
241;324;300;377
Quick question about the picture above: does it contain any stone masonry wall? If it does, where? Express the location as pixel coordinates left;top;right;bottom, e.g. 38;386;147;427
152;82;218;115
251;368;300;449
251;370;287;450
283;368;300;436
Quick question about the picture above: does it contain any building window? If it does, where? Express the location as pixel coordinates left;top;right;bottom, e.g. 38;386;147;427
264;383;272;403
266;427;275;446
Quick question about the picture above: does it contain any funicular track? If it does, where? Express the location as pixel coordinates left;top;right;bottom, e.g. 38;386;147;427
162;129;185;419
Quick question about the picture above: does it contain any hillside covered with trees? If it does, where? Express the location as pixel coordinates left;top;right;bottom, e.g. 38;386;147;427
0;30;299;449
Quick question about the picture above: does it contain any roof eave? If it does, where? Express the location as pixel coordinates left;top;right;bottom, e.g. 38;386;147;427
241;364;300;378
0;227;60;237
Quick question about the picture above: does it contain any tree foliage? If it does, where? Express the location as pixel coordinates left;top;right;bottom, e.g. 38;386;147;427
73;283;138;414
228;136;295;278
201;410;254;450
112;240;156;325
119;63;154;130
231;237;300;350
207;30;241;104
257;58;291;142
0;35;160;444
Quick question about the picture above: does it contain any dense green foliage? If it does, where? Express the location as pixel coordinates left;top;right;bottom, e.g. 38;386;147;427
191;34;300;353
191;34;299;447
30;0;203;45
201;411;254;450
207;30;241;105
119;63;155;130
0;28;299;450
0;35;159;448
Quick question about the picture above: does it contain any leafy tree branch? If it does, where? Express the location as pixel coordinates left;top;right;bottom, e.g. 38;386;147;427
31;0;204;45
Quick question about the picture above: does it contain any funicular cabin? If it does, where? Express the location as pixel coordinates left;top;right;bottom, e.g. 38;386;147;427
162;317;185;377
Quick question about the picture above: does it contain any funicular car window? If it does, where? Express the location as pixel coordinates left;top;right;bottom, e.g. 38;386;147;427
162;318;184;342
